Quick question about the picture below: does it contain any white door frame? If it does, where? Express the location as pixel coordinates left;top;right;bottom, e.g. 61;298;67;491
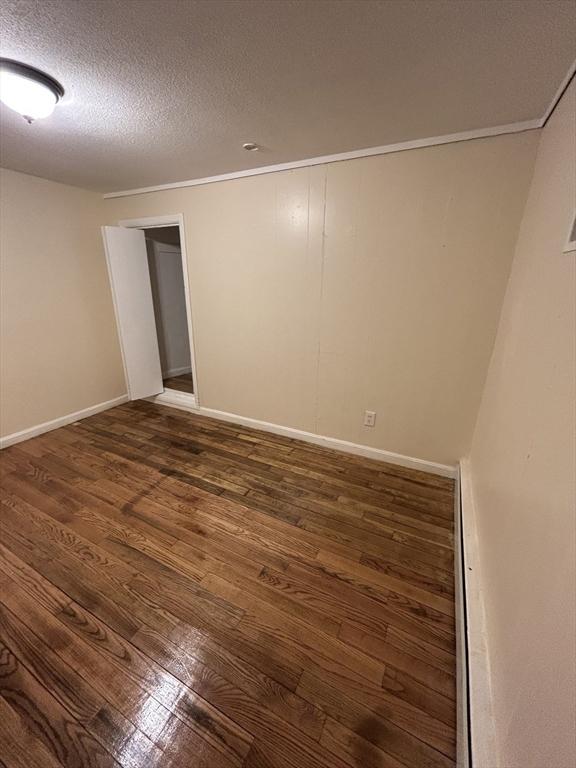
118;214;200;408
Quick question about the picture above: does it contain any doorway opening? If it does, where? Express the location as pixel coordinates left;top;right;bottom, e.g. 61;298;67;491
102;214;199;410
143;226;194;397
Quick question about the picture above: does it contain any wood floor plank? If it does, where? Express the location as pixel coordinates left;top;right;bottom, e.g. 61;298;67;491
122;402;453;504
298;672;454;767
130;626;356;768
320;717;406;768
381;666;456;729
271;559;455;651
131;622;326;741
77;414;448;562
2;481;244;633
3;458;259;588
339;622;456;700
0;566;251;766
203;572;386;685
0;695;65;768
0;568;238;768
205;564;342;638
0;638;118;767
360;551;454;598
315;550;454;615
0;598;167;768
0;497;171;638
163;374;194;394
0;401;456;767
83;404;453;524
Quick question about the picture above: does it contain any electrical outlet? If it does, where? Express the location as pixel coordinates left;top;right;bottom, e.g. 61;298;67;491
364;410;376;427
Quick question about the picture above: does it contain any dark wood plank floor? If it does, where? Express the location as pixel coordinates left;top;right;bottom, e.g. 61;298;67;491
0;401;456;767
163;373;194;394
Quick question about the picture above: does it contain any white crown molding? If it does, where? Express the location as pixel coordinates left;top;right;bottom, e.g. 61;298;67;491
102;119;540;199
541;59;576;126
0;394;129;449
103;58;576;200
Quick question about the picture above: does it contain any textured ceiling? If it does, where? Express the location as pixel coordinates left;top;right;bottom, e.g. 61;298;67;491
0;0;574;193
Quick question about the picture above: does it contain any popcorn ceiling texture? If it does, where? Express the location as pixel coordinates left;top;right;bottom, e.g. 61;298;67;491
0;0;574;192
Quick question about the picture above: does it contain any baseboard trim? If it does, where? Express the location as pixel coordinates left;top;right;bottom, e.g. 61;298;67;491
0;392;455;477
148;390;197;410
150;396;456;477
201;407;457;477
455;464;471;768
0;395;129;449
459;458;498;767
162;365;192;378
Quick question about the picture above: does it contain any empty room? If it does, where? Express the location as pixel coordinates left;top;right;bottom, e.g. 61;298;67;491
0;2;574;767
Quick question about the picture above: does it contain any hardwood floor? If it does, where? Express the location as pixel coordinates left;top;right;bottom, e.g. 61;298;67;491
163;374;194;394
0;401;456;767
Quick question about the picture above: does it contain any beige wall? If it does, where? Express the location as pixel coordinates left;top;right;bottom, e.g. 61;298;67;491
105;131;538;464
0;168;126;437
469;82;576;767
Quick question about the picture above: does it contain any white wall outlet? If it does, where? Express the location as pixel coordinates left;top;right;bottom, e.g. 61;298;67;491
364;410;376;427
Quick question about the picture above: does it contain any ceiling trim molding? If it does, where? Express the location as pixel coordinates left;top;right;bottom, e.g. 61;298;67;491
541;59;576;127
102;118;540;199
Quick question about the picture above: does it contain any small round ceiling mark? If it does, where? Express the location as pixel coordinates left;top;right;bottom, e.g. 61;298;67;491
242;142;260;151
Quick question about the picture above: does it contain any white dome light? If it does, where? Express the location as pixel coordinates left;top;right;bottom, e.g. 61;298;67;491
0;59;64;123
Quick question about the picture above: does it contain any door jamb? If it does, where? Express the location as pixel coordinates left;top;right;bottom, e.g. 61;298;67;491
118;214;200;407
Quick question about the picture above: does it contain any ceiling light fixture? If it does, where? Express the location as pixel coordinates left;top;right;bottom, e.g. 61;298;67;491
242;142;260;151
0;58;64;123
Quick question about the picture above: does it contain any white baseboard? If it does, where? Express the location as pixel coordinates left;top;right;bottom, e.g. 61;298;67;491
148;396;456;478
0;391;455;477
0;394;129;449
459;458;498;768
148;390;197;410
200;407;457;477
455;465;470;768
162;365;192;378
